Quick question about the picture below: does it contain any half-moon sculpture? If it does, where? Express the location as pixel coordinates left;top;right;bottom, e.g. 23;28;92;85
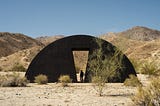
25;35;136;82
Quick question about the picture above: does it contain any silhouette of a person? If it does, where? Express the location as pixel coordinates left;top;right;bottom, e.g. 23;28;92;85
80;70;84;82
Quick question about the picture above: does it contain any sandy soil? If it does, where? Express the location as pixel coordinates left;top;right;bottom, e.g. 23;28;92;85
0;74;149;106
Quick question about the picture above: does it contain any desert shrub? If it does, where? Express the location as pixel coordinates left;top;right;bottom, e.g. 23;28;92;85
130;58;141;73
0;75;7;85
88;38;123;96
10;63;26;72
132;77;160;106
140;61;160;76
58;75;72;87
92;76;106;96
124;74;142;87
0;73;29;87
34;74;48;84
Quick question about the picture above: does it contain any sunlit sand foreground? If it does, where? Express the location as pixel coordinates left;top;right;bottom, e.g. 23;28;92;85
0;74;148;106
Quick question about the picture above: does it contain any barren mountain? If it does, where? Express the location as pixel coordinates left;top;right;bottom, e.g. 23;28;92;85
101;26;160;65
118;26;160;41
0;35;65;71
0;46;42;71
1;26;160;72
0;32;44;57
101;26;160;41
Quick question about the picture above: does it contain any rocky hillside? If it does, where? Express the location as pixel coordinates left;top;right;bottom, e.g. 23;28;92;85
0;46;42;71
0;32;44;57
0;26;160;72
101;26;160;65
102;26;160;41
119;26;160;41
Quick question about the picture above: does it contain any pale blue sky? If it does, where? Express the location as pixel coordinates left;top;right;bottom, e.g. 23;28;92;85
0;0;160;37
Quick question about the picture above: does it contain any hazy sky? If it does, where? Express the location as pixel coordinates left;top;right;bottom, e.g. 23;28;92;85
0;0;160;37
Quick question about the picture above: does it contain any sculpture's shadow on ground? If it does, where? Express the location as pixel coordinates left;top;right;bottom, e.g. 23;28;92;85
103;93;134;97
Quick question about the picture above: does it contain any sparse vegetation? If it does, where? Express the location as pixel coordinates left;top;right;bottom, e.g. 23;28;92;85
0;73;29;87
130;58;142;74
58;75;72;87
132;77;160;106
124;75;142;87
34;74;48;84
140;61;160;76
10;63;26;72
91;76;106;96
89;38;123;96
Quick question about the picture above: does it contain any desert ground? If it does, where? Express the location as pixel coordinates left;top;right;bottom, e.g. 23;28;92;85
0;73;149;106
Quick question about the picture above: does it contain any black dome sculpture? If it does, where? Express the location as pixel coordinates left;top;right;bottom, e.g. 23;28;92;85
25;35;136;83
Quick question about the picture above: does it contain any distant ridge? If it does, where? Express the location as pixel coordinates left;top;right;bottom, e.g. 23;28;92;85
100;26;160;66
118;26;160;41
1;26;160;71
0;32;44;57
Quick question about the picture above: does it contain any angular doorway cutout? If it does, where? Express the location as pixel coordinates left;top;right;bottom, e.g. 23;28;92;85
72;50;89;82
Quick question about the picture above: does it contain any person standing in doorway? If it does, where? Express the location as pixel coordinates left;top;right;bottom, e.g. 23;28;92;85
80;70;84;82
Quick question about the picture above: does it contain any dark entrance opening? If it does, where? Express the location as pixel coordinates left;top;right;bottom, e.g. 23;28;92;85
72;49;89;82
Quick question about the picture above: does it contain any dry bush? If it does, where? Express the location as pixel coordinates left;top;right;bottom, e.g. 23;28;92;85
132;77;160;106
124;75;142;87
34;74;48;84
0;73;29;87
92;76;106;96
10;63;26;72
140;61;160;76
0;75;7;85
88;38;123;96
58;75;72;87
